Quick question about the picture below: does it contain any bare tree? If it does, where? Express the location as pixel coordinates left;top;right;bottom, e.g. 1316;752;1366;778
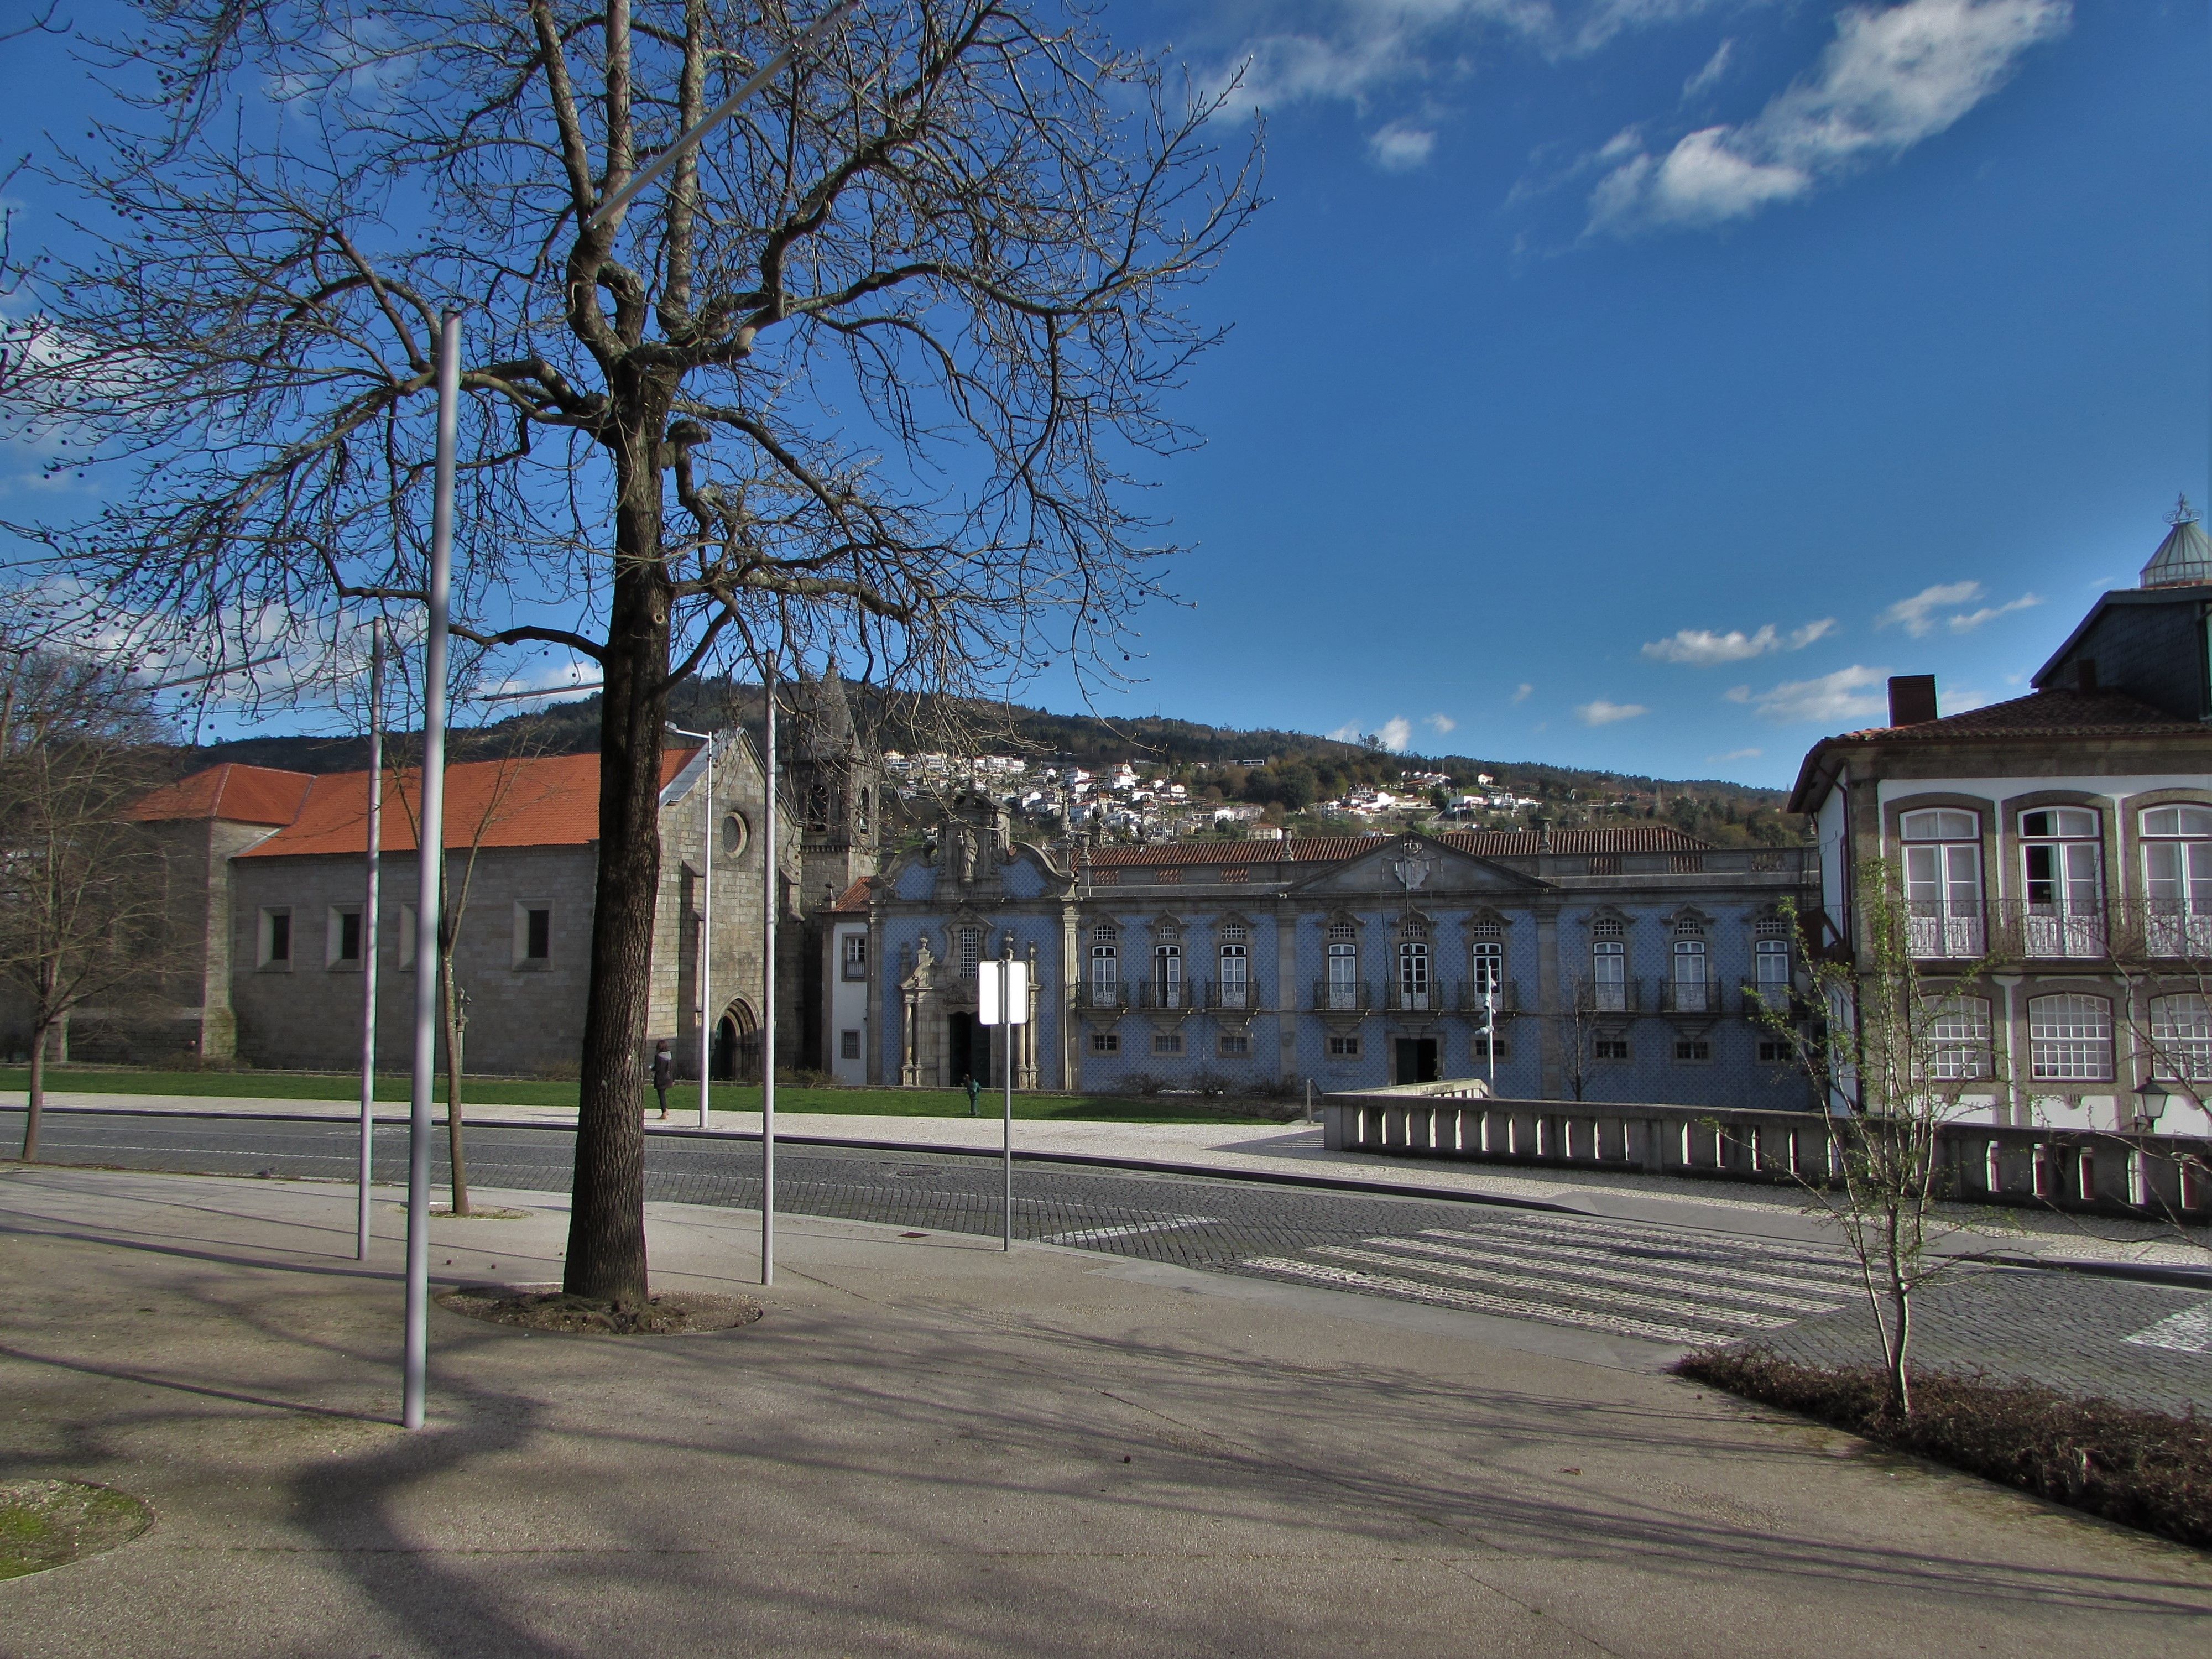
4;1;1259;1305
1756;867;2013;1419
0;646;173;1160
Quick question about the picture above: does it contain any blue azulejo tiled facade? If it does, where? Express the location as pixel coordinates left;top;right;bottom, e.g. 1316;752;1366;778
863;808;1820;1110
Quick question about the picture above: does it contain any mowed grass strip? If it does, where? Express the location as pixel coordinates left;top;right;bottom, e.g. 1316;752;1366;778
1;1066;1284;1125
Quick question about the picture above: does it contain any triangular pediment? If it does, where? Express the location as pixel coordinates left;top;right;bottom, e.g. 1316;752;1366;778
1287;832;1550;898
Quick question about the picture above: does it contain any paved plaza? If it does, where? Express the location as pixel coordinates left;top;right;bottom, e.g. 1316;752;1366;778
2;1164;2209;1656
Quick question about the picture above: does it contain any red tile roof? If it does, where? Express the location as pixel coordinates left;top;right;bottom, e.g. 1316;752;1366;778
234;749;695;858
1086;825;1712;871
127;763;316;827
828;879;872;913
1789;688;2208;812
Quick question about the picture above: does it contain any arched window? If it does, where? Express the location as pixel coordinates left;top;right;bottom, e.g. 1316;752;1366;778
1671;920;1710;1014
1928;997;1993;1081
2019;807;2104;958
1326;937;1360;1010
1397;937;1431;1010
1217;939;1249;1010
1153;938;1183;1009
2142;805;2212;956
1088;924;1118;1001
1590;918;1626;1013
2150;993;2212;1081
1753;915;1791;1001
1901;809;1984;957
1469;928;1504;997
2028;993;2112;1082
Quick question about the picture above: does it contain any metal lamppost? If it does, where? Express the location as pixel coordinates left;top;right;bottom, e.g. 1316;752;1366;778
403;308;460;1432
759;672;778;1285
669;723;716;1129
357;620;384;1262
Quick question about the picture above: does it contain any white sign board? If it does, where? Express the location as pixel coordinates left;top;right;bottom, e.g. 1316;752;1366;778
978;959;1029;1026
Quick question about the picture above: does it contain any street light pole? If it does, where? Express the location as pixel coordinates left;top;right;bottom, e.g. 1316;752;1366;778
403;309;460;1432
357;620;384;1262
668;723;715;1128
760;672;777;1286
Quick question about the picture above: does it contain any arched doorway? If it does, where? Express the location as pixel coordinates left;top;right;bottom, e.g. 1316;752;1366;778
713;999;761;1082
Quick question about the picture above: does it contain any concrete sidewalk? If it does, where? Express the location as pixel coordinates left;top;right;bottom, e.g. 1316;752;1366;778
28;1088;2212;1273
2;1165;2208;1657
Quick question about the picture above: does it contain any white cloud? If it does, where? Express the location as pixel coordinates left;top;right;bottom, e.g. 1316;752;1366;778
1709;746;1764;761
1511;682;1533;704
1327;720;1365;743
1947;592;2042;632
1375;716;1415;752
1369;122;1438;170
1642;617;1837;665
1877;579;1984;636
1739;664;1891;724
1576;698;1649;726
1425;712;1458;734
1588;0;2071;236
1682;36;1734;99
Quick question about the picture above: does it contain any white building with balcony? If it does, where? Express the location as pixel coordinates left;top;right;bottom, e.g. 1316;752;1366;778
1789;502;2212;1137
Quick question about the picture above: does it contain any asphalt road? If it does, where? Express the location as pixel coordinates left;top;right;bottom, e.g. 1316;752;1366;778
6;1108;2208;1410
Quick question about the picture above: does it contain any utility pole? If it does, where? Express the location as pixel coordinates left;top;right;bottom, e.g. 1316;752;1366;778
403;309;458;1432
760;674;777;1286
357;620;383;1262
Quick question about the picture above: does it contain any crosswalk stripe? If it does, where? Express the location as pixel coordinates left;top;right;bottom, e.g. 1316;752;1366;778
1394;1234;1844;1313
1312;1245;1794;1330
1240;1257;1723;1346
1043;1215;1217;1245
1486;1215;1856;1277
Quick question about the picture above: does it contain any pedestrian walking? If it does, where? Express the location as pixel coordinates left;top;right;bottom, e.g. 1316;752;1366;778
652;1040;674;1119
964;1073;979;1117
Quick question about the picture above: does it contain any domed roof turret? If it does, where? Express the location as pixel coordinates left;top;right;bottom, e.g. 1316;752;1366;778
2142;495;2212;588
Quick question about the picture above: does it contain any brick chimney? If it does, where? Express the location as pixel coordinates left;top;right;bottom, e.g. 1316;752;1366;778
1887;675;1938;727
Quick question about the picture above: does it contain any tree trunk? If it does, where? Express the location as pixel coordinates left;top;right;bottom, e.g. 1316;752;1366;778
441;956;471;1216
20;1019;48;1161
562;408;674;1308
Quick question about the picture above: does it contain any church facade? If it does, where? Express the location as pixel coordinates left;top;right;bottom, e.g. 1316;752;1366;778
857;815;1821;1109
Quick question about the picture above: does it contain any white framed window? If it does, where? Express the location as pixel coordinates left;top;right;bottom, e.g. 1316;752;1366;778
1089;927;1118;998
2019;807;2104;958
1397;938;1431;1010
326;905;363;969
258;907;293;969
1927;997;1993;1081
513;902;553;968
2028;993;2112;1082
1671;924;1709;1013
1326;941;1360;1010
1901;809;1984;957
1091;1031;1119;1055
1217;942;1249;1010
841;932;868;980
1469;940;1504;994
1327;1034;1360;1057
1472;1033;1509;1062
2150;993;2212;1081
1154;941;1183;1008
2142;805;2212;956
1590;934;1626;1013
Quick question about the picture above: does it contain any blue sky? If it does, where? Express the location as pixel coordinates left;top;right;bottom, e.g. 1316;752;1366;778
2;2;2205;788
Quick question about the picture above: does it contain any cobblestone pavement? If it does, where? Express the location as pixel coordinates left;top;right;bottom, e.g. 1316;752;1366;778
8;1109;2207;1412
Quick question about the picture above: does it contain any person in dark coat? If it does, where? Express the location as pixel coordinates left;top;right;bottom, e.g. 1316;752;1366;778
652;1041;674;1119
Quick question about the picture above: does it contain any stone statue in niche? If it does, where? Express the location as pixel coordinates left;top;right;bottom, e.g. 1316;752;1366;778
954;824;979;885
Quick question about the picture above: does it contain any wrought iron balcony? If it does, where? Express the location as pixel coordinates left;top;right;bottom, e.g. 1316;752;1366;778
1452;978;1520;1015
1738;978;1804;1021
1312;978;1373;1013
1658;975;1723;1017
1385;980;1444;1014
1073;980;1126;1011
1133;978;1203;1013
1906;901;1985;960
1206;979;1262;1012
1574;977;1644;1016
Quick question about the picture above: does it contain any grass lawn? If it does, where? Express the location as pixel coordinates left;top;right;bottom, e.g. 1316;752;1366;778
1;1066;1285;1125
